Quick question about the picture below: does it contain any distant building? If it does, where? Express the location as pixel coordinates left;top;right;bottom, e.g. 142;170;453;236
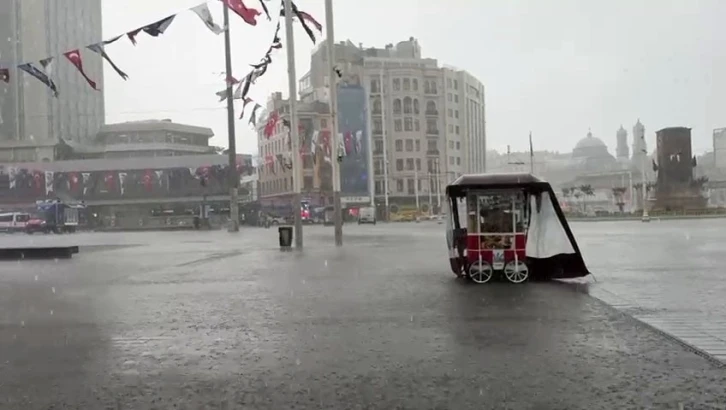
712;128;726;169
0;0;104;143
256;92;331;211
298;37;486;213
63;119;216;159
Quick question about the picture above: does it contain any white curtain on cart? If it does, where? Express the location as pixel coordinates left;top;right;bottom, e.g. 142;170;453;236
526;192;575;258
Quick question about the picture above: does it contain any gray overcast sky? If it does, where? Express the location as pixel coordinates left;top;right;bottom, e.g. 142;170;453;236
103;0;726;156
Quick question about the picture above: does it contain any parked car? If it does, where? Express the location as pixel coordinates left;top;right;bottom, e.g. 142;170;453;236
358;206;377;225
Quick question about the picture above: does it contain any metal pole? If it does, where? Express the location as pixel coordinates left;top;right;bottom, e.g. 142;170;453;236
325;0;342;246
414;169;420;210
435;158;442;211
427;172;433;214
641;151;649;222
223;4;239;232
380;69;389;220
283;0;303;247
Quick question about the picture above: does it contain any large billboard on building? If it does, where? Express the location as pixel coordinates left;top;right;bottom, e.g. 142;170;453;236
336;85;370;201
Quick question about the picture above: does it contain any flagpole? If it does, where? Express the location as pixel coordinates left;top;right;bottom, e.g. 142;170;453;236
529;131;534;174
283;0;304;248
223;4;240;232
380;68;390;221
325;0;342;246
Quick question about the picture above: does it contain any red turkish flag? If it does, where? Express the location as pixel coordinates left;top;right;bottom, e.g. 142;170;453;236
222;0;261;26
64;49;98;90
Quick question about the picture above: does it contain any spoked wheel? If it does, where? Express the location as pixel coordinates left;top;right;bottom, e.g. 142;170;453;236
468;261;494;284
503;260;529;284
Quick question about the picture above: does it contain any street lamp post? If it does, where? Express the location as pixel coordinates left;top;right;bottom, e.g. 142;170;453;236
325;0;342;246
283;0;304;247
222;4;239;232
641;150;650;222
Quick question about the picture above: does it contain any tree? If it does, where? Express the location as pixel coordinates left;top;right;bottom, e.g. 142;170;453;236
611;187;627;213
578;184;594;212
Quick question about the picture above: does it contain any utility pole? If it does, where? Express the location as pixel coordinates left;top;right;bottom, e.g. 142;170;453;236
380;69;390;220
434;157;441;211
427;172;433;215
641;149;650;222
325;0;342;246
414;169;420;210
283;0;303;246
223;4;239;232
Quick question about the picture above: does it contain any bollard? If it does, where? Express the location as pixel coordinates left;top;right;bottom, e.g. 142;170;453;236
278;226;293;249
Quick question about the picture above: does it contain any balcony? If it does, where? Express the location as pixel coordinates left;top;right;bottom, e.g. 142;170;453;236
426;129;440;136
425;110;439;117
426;149;440;155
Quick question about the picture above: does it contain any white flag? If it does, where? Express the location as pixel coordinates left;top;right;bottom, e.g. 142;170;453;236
44;171;54;195
191;4;223;35
118;172;127;195
311;130;319;158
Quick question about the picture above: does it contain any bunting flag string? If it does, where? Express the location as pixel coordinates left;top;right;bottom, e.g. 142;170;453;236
229;2;322;129
0;0;263;97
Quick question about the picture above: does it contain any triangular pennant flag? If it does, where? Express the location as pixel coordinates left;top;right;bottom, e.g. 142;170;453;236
127;28;143;45
143;15;176;37
39;57;53;75
18;63;59;97
238;97;253;119
87;43;128;80
102;35;123;46
249;104;262;126
191;3;224;34
223;0;261;26
216;89;228;102
233;82;245;100
64;50;98;90
282;2;319;44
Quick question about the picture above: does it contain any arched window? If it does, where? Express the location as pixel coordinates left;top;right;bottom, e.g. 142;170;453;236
393;98;402;114
413;99;420;114
426;101;437;114
403;97;412;114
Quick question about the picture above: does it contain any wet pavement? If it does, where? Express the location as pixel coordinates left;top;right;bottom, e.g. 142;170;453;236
1;223;726;409
574;218;726;365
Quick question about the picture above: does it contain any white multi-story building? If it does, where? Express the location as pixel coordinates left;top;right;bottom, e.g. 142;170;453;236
0;0;104;147
299;38;486;209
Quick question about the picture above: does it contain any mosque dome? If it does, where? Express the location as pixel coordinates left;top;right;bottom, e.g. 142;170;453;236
573;129;609;158
571;129;618;172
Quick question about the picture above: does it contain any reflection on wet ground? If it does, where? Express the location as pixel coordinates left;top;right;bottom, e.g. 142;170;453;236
0;222;725;409
572;219;726;363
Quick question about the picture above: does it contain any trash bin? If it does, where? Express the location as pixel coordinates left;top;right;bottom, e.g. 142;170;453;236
278;226;293;248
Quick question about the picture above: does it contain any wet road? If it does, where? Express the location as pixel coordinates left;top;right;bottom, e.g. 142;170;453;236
1;222;726;409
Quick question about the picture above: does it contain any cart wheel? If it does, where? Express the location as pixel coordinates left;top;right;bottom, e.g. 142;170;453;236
503;260;529;284
468;261;494;284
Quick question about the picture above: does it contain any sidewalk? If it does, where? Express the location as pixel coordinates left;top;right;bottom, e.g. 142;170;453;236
1;226;725;409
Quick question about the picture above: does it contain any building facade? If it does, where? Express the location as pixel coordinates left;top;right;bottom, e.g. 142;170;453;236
299;37;486;211
0;0;104;143
257;92;332;211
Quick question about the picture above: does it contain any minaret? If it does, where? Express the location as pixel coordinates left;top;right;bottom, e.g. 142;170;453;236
616;125;629;160
631;119;646;170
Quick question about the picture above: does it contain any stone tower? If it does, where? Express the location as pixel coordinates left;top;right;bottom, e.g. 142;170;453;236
616;125;629;160
631;119;647;169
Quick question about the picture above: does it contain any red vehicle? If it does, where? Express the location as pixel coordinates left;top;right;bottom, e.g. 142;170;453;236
444;173;589;284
